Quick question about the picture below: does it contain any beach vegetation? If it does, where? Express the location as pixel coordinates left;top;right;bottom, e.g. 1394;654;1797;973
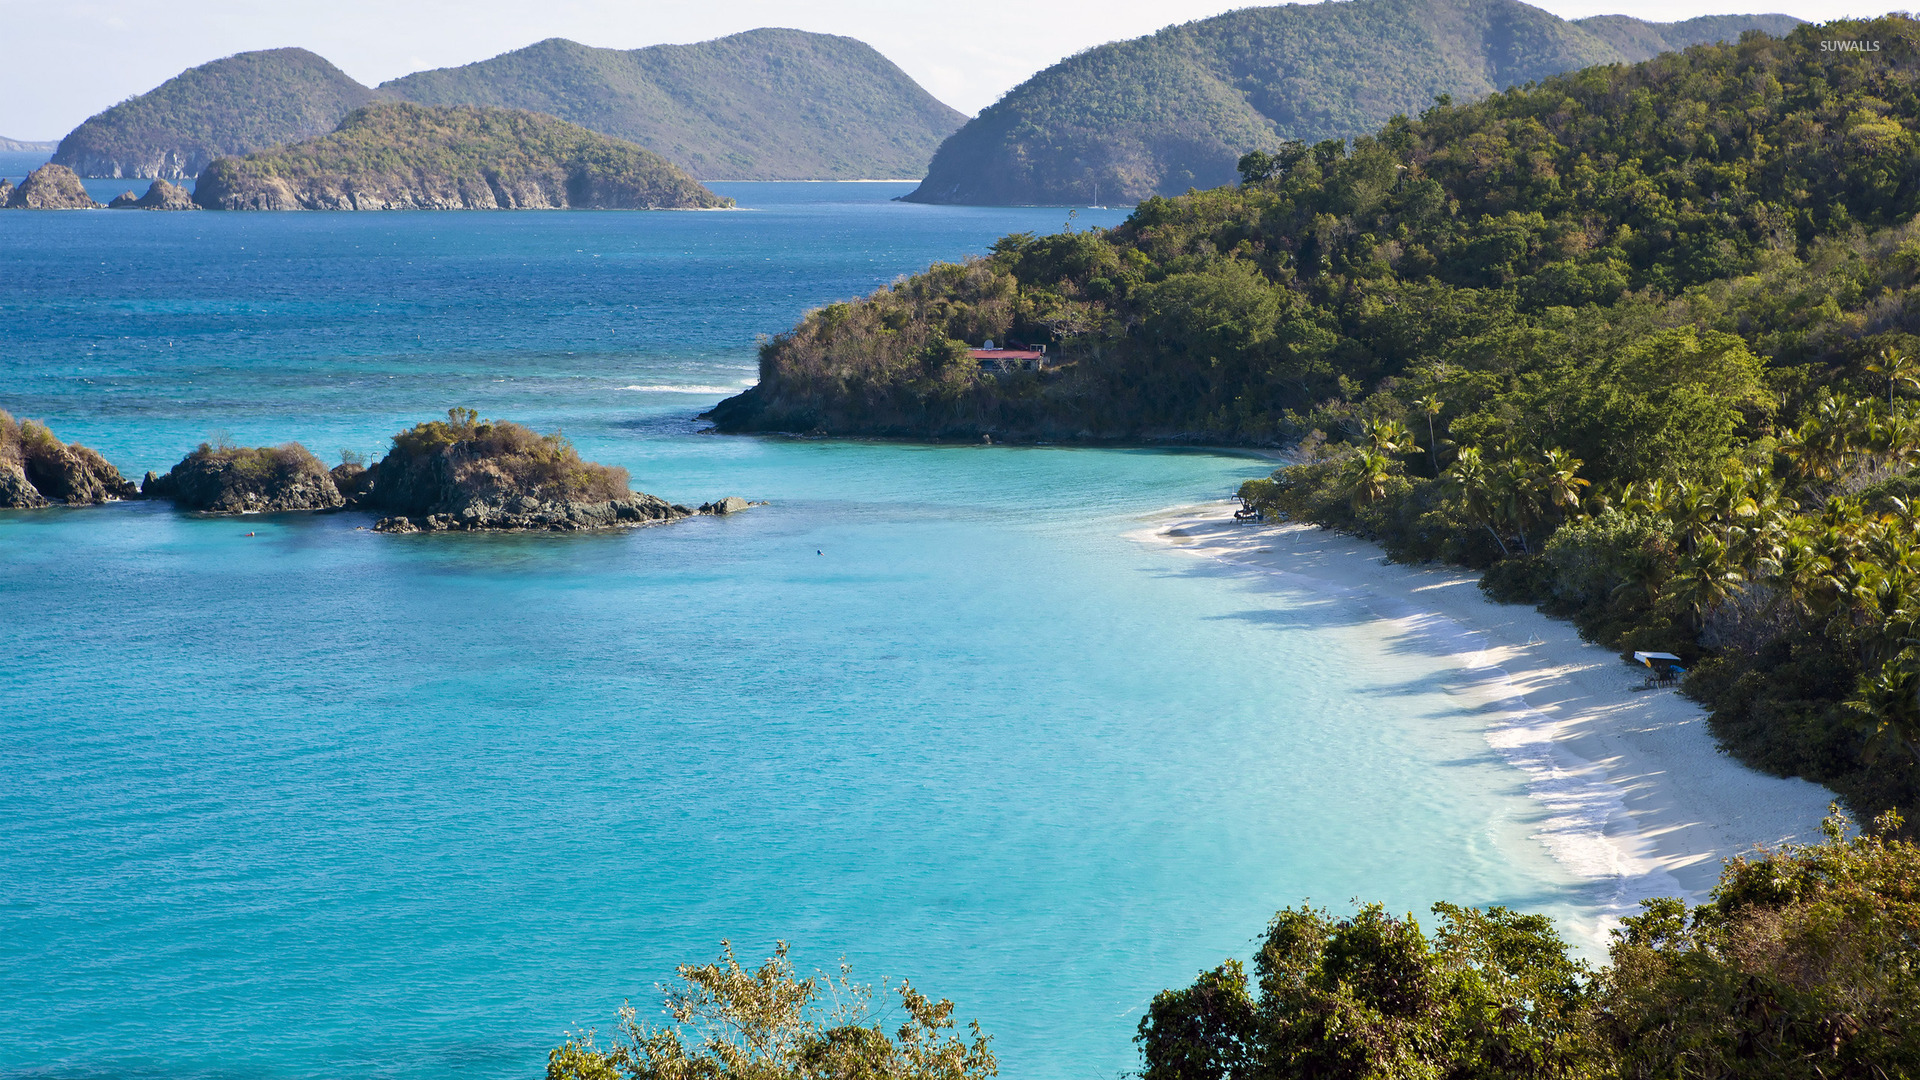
1139;808;1920;1078
548;941;996;1080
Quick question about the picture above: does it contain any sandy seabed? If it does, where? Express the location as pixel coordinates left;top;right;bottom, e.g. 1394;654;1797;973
1136;502;1837;930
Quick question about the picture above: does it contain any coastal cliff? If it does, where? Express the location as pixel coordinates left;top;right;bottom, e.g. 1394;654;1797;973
0;411;139;507
192;103;730;210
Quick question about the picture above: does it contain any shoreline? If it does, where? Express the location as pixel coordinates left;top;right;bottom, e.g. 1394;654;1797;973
1135;502;1836;930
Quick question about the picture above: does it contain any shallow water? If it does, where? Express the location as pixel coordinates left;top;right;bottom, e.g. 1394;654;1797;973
0;184;1594;1080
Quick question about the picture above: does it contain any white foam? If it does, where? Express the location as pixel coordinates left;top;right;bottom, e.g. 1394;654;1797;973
618;384;751;394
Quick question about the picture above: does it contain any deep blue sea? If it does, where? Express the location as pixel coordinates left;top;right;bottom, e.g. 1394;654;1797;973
0;183;1594;1080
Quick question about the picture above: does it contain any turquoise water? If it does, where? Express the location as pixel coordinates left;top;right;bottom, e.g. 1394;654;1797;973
0;184;1594;1080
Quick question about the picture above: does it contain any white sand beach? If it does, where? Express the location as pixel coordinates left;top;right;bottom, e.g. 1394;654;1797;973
1137;502;1837;925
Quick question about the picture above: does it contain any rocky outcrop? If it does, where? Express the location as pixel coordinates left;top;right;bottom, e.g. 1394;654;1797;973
109;179;196;210
4;164;102;209
698;496;765;515
373;492;688;532
358;408;697;532
0;411;139;507
0;462;49;509
0;179;12;205
142;442;345;512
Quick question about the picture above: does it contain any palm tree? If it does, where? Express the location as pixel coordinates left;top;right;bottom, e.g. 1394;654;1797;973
1415;394;1445;474
1361;417;1417;457
1492;456;1539;554
1847;650;1920;768
1537;448;1589;520
1447;447;1509;557
1665;535;1746;628
1347;448;1398;508
1865;346;1920;410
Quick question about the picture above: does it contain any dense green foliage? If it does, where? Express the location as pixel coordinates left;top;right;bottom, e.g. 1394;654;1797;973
715;17;1920;822
381;29;965;181
52;48;375;180
903;0;1799;205
193;103;729;210
548;942;996;1080
1138;809;1920;1079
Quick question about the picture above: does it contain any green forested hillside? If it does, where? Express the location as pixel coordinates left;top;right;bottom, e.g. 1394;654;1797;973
714;16;1920;823
380;29;966;180
51;48;376;180
193;103;729;210
903;0;1798;206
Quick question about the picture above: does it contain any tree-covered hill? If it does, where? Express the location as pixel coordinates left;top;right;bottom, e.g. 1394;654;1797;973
192;103;730;210
902;0;1799;206
714;15;1920;824
51;48;376;181
379;29;966;181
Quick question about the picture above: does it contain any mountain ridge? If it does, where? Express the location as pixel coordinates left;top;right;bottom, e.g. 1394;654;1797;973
49;30;965;183
903;0;1803;206
379;29;966;181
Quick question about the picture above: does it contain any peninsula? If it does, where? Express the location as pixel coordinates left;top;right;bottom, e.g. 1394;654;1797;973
714;16;1920;833
190;103;730;210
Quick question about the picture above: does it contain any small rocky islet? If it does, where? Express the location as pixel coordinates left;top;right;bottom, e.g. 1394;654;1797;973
2;408;760;531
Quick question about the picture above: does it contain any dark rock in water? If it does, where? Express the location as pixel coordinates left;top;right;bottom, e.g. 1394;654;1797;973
5;164;103;209
698;496;764;515
0;179;12;205
143;441;344;512
0;410;139;506
372;492;684;533
360;408;693;532
0;462;49;509
110;180;196;210
330;460;372;500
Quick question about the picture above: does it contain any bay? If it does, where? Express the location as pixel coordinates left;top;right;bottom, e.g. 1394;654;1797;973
0;183;1593;1080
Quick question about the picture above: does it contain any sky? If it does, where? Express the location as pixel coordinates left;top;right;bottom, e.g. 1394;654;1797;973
0;0;1904;140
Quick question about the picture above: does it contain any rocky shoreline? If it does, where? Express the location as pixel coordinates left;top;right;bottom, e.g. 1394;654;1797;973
1;409;762;532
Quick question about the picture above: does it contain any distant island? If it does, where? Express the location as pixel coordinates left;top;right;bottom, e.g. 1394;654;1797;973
0;136;57;153
191;103;730;210
50;30;964;184
903;0;1801;205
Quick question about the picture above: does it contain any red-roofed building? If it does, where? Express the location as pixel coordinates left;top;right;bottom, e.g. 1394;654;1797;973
970;340;1048;373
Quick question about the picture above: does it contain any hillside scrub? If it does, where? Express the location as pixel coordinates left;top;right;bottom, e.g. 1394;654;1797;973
1137;808;1920;1079
0;410;139;507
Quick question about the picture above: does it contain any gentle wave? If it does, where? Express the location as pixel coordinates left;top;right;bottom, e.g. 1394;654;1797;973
618;384;751;394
